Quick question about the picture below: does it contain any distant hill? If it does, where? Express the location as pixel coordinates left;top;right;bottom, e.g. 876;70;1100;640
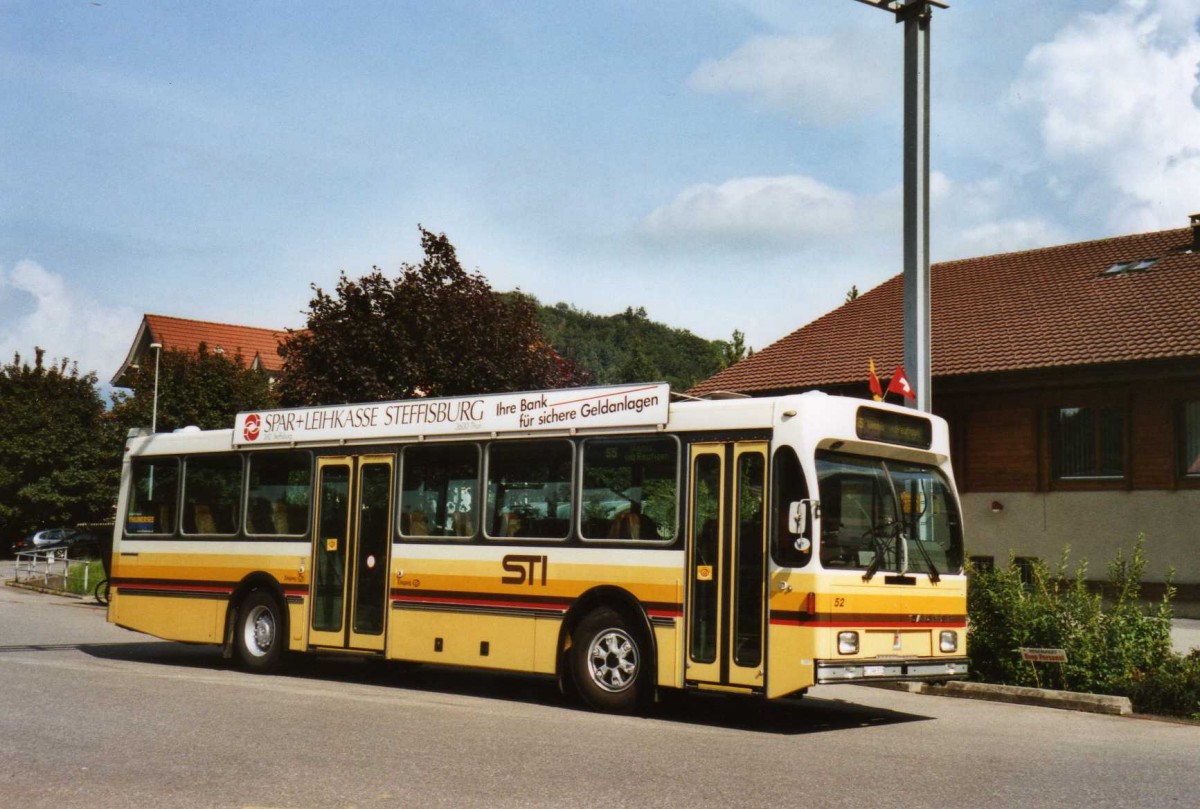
527;298;736;392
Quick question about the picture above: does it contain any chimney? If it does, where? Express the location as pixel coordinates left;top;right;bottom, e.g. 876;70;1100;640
1191;213;1200;252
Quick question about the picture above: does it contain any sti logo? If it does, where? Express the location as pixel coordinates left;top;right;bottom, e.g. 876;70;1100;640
243;413;261;442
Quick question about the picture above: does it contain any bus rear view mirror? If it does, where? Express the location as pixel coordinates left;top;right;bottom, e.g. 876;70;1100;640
788;499;820;536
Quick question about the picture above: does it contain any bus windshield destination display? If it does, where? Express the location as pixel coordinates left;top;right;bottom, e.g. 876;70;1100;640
233;383;670;446
855;406;933;449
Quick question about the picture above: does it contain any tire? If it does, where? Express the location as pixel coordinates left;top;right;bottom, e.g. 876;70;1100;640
570;607;649;714
94;579;109;606
234;591;286;672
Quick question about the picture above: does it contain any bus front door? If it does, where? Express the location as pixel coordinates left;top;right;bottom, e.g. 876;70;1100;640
308;455;394;652
685;441;769;691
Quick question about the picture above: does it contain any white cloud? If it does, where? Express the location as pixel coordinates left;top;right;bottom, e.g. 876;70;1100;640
639;167;1065;263
0;260;136;382
688;34;892;126
927;173;1069;259
951;219;1064;258
640;174;860;248
1008;0;1200;232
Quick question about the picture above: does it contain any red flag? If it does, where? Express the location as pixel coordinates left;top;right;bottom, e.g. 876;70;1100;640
868;359;883;401
887;365;916;400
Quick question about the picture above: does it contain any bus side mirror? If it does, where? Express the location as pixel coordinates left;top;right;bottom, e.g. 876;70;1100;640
788;499;820;536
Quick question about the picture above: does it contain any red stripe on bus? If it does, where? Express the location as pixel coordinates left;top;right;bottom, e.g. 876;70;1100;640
391;592;684;619
117;583;234;594
391;593;571;612
646;608;682;619
769;618;967;629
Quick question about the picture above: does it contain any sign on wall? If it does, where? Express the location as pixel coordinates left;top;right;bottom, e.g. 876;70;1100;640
233;383;670;447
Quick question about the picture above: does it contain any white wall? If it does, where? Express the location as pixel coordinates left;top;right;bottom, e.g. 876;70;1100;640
962;491;1199;613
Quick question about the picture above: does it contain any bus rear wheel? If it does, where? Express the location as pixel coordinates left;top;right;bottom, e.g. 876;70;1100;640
570;607;648;714
234;591;285;672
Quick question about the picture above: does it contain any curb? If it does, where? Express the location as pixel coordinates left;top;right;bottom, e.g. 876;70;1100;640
876;680;1132;716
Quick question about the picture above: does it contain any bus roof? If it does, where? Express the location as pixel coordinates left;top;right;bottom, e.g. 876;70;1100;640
124;384;947;460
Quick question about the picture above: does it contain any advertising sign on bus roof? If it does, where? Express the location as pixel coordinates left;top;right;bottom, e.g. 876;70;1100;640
233;383;670;447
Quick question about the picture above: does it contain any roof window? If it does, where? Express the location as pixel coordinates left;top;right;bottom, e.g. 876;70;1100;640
1101;258;1157;276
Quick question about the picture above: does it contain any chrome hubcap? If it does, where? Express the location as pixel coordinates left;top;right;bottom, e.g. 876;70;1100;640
244;605;275;657
587;629;638;692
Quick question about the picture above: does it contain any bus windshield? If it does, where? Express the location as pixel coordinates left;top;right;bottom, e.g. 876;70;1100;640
816;450;963;577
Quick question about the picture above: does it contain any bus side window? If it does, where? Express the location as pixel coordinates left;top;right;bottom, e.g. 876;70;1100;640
580;436;678;543
126;458;179;536
182;456;243;536
485;440;572;540
771;447;811;568
400;443;480;540
246;451;312;537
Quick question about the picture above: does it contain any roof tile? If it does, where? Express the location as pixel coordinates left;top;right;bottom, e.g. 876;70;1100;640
691;225;1200;395
145;314;290;372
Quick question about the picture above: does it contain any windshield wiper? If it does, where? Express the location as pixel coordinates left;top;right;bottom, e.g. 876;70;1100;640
911;530;941;583
880;462;908;576
860;521;897;583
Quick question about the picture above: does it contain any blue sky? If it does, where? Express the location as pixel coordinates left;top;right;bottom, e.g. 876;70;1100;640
3;0;1198;384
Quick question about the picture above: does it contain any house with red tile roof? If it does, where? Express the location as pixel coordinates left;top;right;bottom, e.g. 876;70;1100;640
692;214;1200;611
112;314;291;388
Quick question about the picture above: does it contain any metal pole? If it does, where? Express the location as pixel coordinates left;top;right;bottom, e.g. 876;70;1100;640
150;342;163;433
852;0;942;413
900;1;932;413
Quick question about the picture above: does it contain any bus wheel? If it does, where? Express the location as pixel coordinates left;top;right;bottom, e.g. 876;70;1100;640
570;608;646;714
234;591;284;672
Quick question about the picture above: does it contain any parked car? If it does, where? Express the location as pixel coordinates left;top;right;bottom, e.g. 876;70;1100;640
11;527;95;554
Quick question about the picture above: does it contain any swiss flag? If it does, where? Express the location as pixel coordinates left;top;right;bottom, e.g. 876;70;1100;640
887;365;916;400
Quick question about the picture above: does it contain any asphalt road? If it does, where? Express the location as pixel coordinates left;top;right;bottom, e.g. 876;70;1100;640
1;580;1198;809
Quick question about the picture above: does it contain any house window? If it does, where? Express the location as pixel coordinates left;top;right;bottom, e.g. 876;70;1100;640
1013;556;1039;586
968;555;995;574
1182;402;1200;478
1101;258;1157;275
1052;406;1125;479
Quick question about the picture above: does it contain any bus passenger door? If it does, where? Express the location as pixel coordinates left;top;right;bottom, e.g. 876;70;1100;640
309;455;394;652
686;441;769;690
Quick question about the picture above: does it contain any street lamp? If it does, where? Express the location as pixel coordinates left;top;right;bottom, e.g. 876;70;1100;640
149;342;163;433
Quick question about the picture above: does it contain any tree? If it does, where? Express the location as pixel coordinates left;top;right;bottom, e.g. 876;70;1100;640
0;349;116;542
109;343;277;435
277;228;587;406
617;334;660;383
719;329;751;369
845;284;860;303
533;299;726;391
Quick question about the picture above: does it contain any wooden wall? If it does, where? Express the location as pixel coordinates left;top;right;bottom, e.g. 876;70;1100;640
936;370;1200;494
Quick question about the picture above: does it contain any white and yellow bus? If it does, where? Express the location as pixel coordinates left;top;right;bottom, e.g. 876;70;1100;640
108;383;967;712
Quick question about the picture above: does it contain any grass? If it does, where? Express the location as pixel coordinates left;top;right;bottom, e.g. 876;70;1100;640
66;558;106;596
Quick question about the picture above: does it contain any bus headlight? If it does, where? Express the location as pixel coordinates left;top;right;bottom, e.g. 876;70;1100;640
940;630;958;653
838;631;859;655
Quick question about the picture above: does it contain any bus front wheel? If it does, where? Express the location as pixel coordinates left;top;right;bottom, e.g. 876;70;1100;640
570;607;647;714
234;591;285;672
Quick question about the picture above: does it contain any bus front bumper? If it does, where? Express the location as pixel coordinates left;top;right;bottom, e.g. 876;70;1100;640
816;657;969;684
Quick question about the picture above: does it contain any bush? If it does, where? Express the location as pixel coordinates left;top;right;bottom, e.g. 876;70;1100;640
967;534;1198;717
1127;652;1200;719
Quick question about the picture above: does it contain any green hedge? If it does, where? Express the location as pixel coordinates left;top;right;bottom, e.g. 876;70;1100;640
967;535;1199;719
